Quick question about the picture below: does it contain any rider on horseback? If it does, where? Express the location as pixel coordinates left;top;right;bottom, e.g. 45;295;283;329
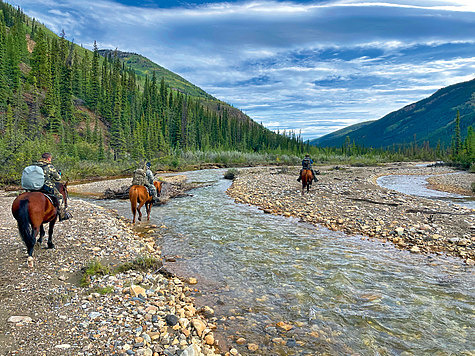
145;162;160;204
132;162;159;204
297;154;318;182
35;153;71;221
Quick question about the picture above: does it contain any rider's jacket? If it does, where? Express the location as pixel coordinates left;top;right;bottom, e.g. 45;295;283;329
145;168;154;185
35;159;61;190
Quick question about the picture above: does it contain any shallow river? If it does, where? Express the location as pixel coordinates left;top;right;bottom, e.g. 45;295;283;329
95;169;474;355
377;173;475;210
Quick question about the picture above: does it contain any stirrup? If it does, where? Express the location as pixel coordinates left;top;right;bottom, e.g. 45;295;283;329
59;212;72;221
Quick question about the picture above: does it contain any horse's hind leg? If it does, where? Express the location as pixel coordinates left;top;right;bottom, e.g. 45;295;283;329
137;201;145;221
37;225;45;245
47;221;56;249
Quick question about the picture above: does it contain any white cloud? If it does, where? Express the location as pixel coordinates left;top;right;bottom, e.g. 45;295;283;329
11;0;475;140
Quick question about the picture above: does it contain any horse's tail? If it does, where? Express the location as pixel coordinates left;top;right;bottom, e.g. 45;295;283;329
16;200;35;251
129;186;138;215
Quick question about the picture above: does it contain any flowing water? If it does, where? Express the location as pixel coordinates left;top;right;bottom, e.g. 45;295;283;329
377;174;475;210
94;169;474;355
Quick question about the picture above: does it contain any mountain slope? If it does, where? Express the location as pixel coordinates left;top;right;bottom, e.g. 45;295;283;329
313;79;475;148
98;49;214;100
310;120;375;147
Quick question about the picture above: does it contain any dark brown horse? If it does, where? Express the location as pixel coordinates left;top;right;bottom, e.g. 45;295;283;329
11;182;68;267
129;181;162;223
300;169;313;195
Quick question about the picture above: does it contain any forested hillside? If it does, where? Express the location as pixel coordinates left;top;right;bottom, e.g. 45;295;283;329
0;1;307;183
313;79;475;149
98;49;214;100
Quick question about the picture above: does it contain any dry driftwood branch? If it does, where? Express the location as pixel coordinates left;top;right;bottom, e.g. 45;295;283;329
347;197;400;207
406;208;473;216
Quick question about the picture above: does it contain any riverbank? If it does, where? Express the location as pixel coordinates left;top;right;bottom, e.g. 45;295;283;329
227;162;475;265
0;177;226;355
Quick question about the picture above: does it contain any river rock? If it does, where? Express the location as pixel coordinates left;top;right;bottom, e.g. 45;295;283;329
410;246;420;253
205;333;215;345
7;316;32;324
276;321;293;331
192;319;206;337
247;343;259;351
165;314;179;326
130;284;146;298
180;344;200;356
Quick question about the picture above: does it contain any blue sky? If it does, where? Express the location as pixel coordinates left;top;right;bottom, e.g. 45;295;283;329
9;0;475;140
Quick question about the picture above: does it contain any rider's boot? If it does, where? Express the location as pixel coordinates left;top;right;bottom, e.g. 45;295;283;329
58;206;72;221
312;170;318;182
152;195;160;204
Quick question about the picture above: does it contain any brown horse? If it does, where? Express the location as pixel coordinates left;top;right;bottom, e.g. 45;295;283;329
129;181;162;223
300;169;313;195
11;182;68;267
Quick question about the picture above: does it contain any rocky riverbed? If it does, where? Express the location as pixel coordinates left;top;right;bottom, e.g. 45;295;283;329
227;163;475;265
1;164;473;356
0;175;228;356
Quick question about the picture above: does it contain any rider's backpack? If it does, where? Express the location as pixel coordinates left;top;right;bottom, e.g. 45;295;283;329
132;168;147;186
21;165;45;190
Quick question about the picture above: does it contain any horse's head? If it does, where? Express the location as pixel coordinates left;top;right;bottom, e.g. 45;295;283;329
154;181;162;196
56;181;69;207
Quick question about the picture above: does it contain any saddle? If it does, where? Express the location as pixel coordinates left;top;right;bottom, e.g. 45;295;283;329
27;188;59;207
43;193;59;207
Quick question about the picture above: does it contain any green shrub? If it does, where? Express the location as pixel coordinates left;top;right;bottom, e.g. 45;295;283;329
224;168;238;180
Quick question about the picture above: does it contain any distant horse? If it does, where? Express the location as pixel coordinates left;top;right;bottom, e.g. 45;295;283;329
300;169;313;195
129;181;162;223
11;182;68;267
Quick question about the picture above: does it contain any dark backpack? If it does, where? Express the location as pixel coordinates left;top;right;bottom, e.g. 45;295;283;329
302;158;312;169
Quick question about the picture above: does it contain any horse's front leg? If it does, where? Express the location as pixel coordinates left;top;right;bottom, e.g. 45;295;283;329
37;225;45;245
47;220;56;249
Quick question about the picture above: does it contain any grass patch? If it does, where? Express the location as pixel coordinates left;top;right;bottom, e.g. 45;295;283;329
115;256;163;274
92;286;115;295
80;259;111;287
80;256;162;288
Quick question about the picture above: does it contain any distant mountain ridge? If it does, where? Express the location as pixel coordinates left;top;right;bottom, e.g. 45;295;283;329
312;78;475;148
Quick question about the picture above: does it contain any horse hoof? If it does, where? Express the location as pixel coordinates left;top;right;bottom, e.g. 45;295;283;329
47;243;55;249
27;257;34;268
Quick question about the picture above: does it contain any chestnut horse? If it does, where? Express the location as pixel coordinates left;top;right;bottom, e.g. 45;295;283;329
129;181;162;223
11;182;68;267
300;169;313;195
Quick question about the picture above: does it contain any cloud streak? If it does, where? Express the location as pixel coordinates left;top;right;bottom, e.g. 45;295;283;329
10;0;475;140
